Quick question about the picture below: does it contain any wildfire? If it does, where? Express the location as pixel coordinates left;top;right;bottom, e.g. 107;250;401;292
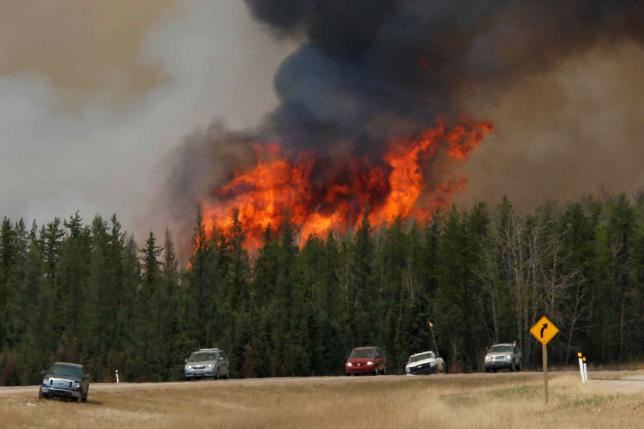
201;120;492;248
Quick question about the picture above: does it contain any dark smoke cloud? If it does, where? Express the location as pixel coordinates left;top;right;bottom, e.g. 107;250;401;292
166;0;643;254
244;0;643;155
161;121;259;248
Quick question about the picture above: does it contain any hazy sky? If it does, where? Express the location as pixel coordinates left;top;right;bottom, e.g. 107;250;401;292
455;41;644;210
0;0;293;234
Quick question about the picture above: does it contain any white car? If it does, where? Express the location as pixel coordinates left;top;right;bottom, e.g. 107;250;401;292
405;351;446;375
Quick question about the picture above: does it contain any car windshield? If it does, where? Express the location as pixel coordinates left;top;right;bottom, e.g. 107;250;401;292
489;345;513;353
188;352;218;362
409;352;434;363
48;364;82;378
350;348;377;358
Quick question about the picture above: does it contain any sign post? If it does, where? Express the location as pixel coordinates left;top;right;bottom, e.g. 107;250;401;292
530;315;559;404
542;343;548;403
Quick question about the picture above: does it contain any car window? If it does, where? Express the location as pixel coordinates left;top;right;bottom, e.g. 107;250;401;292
48;364;82;378
489;345;513;353
188;352;217;362
408;352;434;363
349;348;377;358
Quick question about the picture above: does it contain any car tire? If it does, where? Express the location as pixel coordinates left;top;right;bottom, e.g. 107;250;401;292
516;363;521;372
76;395;83;403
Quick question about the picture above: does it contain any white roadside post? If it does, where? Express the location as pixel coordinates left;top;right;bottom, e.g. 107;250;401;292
582;357;589;383
115;369;120;384
577;352;586;384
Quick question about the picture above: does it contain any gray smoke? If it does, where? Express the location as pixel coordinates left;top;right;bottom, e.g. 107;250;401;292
243;0;643;155
166;0;644;254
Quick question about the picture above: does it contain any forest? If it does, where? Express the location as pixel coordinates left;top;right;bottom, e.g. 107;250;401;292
0;194;643;385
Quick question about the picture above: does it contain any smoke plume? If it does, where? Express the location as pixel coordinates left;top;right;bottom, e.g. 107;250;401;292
167;0;644;250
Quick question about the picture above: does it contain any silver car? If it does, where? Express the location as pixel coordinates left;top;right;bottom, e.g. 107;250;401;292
484;343;521;372
39;362;90;402
184;348;230;380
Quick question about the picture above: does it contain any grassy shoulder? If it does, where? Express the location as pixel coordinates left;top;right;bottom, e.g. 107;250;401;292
1;372;642;429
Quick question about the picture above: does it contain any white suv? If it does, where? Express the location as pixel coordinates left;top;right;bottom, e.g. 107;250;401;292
405;351;446;375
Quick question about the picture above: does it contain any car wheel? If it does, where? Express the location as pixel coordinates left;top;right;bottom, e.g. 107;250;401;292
76;395;83;403
214;369;220;380
516;363;521;372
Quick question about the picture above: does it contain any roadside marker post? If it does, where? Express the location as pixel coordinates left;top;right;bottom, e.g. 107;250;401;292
530;315;559;404
583;357;589;383
577;353;586;384
115;369;120;384
427;320;439;355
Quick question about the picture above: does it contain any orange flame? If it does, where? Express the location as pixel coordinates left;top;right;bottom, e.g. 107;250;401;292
201;120;492;248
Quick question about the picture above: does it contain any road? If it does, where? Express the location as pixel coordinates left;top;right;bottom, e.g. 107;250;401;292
590;374;644;393
0;372;523;395
2;370;642;397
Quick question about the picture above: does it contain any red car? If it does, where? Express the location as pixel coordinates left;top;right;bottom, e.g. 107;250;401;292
345;347;386;375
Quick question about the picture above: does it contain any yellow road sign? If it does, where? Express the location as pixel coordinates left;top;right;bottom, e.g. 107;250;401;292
530;315;559;345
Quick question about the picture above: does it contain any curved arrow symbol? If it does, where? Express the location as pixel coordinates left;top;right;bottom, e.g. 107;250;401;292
540;323;548;338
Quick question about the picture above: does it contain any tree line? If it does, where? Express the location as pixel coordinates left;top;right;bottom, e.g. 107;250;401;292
0;194;643;385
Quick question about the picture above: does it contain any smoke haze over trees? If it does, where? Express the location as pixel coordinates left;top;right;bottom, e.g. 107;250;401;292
1;193;643;385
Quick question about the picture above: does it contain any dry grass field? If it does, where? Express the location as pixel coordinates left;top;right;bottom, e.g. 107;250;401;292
1;371;643;429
